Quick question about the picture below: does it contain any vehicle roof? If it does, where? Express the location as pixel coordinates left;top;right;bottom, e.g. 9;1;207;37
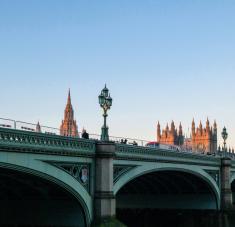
146;141;159;145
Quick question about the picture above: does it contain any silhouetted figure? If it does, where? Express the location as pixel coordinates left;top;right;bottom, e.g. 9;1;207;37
81;129;89;139
133;141;138;146
121;139;127;144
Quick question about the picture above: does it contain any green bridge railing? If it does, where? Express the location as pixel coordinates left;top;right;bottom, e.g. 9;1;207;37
0;127;96;155
0;124;234;161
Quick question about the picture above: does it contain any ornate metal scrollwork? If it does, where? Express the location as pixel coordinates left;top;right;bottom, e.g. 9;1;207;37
49;162;90;192
113;165;136;183
205;170;220;186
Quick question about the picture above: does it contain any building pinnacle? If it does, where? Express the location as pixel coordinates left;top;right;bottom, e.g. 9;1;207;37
67;88;71;105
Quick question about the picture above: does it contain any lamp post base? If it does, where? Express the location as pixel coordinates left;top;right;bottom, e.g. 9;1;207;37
101;126;109;141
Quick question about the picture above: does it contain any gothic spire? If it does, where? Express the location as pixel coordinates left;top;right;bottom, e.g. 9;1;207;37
213;120;217;129
199;120;203;134
67;88;71;106
36;121;41;133
199;120;202;129
213;120;217;136
157;121;161;142
166;123;169;131
192;118;195;128
192;118;195;135
171;120;175;132
60;89;78;137
179;122;183;136
157;121;161;132
206;117;210;130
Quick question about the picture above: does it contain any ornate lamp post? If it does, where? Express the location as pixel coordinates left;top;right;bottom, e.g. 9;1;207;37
98;85;112;141
221;126;228;152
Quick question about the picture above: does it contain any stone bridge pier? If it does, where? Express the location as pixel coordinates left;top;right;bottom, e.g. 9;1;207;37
221;158;233;210
219;158;234;227
94;142;116;223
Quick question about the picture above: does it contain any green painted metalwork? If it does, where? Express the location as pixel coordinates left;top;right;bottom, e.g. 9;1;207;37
0;127;96;155
115;143;220;165
98;85;112;141
230;171;235;184
3;126;235;213
49;162;90;192
113;165;137;184
204;170;220;186
0;127;228;167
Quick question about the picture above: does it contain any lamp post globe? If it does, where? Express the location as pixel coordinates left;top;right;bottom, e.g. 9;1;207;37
99;84;112;141
221;126;228;151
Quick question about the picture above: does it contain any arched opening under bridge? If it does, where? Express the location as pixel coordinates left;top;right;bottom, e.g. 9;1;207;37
0;167;86;227
228;179;235;226
231;179;235;205
116;170;219;227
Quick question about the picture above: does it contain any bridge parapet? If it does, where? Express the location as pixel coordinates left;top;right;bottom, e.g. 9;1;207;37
115;143;220;165
0;127;96;156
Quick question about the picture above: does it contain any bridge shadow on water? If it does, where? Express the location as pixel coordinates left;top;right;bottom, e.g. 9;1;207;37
117;209;235;227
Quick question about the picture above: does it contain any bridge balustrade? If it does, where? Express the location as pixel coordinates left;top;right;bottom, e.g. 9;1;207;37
0;127;96;155
0;125;234;160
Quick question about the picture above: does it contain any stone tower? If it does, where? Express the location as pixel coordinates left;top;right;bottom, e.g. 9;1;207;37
60;90;78;137
36;121;41;133
191;118;217;153
157;121;184;145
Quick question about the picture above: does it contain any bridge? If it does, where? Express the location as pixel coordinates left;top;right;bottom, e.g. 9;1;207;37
0;126;235;226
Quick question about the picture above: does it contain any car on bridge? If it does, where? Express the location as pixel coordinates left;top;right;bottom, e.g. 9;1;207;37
146;141;181;151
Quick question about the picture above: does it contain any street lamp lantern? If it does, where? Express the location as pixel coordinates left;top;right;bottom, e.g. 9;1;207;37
98;93;105;106
221;126;228;151
102;84;109;97
106;94;112;107
99;84;112;141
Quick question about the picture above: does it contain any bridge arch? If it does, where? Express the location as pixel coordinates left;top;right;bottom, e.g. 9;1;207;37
0;153;92;226
230;174;235;205
114;163;220;209
230;173;235;184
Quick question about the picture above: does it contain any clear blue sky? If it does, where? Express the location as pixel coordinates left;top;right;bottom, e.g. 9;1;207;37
0;0;235;147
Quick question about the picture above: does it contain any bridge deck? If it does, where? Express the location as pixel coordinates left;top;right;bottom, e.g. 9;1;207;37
0;127;225;166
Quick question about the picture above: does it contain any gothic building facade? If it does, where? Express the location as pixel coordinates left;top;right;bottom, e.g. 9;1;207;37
157;119;217;153
191;119;217;153
60;90;78;137
157;121;184;145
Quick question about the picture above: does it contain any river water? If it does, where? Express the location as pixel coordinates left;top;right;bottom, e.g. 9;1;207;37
117;209;235;227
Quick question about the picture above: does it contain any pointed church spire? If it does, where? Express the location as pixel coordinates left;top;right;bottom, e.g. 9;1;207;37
67;88;71;105
60;89;78;137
